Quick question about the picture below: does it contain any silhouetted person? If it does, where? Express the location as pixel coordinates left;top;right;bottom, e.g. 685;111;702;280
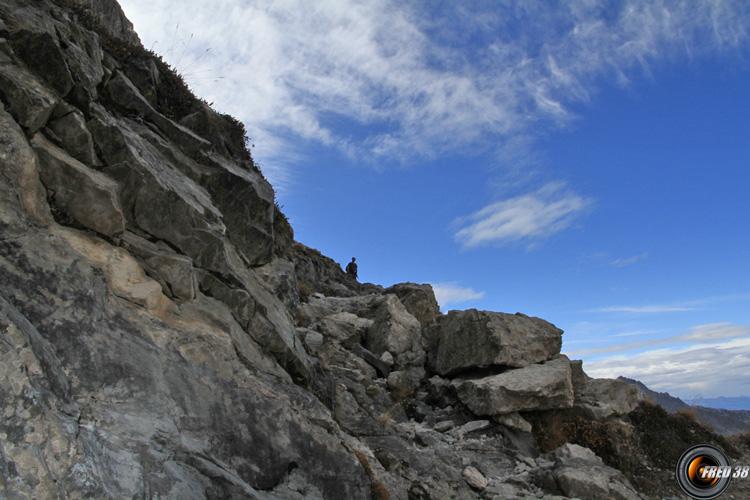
345;257;358;280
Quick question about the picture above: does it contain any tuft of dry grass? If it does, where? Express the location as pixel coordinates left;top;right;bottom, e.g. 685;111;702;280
354;450;390;500
51;0;257;169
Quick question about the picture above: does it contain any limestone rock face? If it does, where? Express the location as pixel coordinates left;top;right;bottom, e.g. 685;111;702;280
0;1;683;498
428;309;563;376
31;133;125;236
453;357;575;415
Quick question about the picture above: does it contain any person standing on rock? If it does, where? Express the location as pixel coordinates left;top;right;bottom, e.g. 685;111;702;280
345;257;358;280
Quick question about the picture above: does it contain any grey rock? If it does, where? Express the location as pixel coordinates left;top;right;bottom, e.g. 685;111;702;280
88;105;226;254
380;350;394;366
46;110;99;166
494;412;533;433
541;444;641;500
0;63;57;133
199;151;275;266
74;0;142;45
427;309;563;376
462;466;488;491
352;343;392;377
386;367;425;398
180;101;251;163
301;328;324;353
575;376;643;419
0;105;52;226
10;29;74;96
454;357;574;415
145;253;196;301
453;419;492;437
61;24;105;104
366;294;425;370
315;311;373;344
120;231;196;301
554;443;602;463
31;133;125;236
570;358;587;391
385;282;440;327
106;71;210;154
124;57;160;106
291;242;382;297
254;257;300;308
433;420;455;432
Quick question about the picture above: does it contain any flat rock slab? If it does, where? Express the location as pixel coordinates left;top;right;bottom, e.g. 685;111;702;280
31;133;125;236
454;357;574;415
428;309;562;376
574;377;643;419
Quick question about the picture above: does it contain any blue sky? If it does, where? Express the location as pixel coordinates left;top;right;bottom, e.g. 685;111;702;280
120;0;750;400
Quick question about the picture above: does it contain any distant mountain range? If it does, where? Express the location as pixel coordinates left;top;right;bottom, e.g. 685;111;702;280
619;377;750;436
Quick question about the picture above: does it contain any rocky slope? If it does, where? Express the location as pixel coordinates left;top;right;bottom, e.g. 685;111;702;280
620;377;750;436
0;1;733;499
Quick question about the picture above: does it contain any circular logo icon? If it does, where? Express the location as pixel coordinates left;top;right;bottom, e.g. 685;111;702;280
676;444;732;499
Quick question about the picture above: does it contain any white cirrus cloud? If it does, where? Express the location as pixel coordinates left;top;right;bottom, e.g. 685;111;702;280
454;182;592;248
588;305;694;314
611;252;649;268
431;282;485;309
118;0;750;189
566;322;750;357
582;328;750;399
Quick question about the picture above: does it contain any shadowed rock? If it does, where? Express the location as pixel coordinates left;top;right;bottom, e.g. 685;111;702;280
428;309;563;376
0;64;57;133
385;282;440;327
31;133;124;236
10;29;74;96
46;110;99;165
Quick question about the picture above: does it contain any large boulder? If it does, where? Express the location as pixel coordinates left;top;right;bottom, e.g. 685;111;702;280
453;356;574;415
574;377;643;419
427;309;562;376
365;294;425;370
31;133;125;236
385;282;440;327
537;444;641;500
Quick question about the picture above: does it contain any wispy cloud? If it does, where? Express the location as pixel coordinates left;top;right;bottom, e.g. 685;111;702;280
567;322;750;357
583;327;750;398
431;282;485;308
119;0;750;189
587;293;750;315
589;305;693;314
454;182;591;248
611;252;648;268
